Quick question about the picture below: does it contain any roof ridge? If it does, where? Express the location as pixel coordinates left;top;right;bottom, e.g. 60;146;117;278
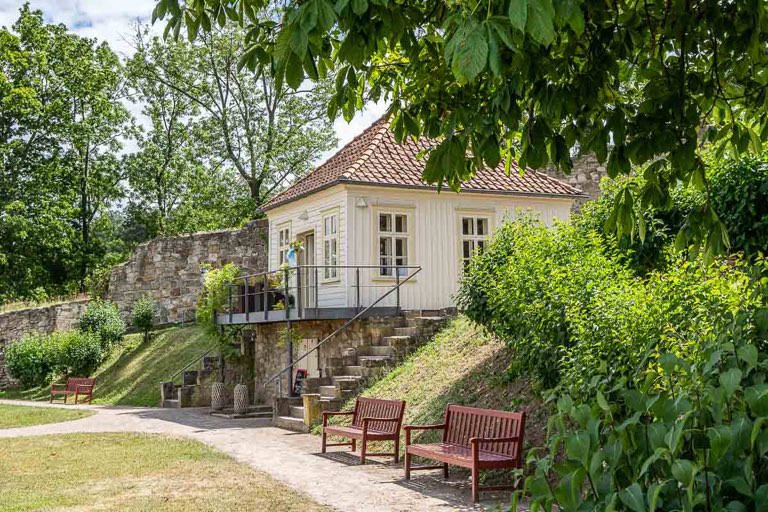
341;117;390;180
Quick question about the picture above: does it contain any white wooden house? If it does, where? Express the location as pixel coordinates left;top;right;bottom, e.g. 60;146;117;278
218;118;582;325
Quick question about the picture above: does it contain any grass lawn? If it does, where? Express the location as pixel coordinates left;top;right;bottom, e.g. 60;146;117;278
0;326;216;406
0;404;93;429
0;433;330;512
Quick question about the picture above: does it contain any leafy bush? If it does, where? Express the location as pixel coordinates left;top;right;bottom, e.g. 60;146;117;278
459;214;768;510
197;263;243;353
457;213;643;390
132;294;156;343
5;331;104;387
516;266;768;511
709;155;768;257
77;300;125;349
4;334;57;388
52;331;103;377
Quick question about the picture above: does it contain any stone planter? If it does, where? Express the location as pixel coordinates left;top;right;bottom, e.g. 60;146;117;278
233;383;249;415
211;381;226;411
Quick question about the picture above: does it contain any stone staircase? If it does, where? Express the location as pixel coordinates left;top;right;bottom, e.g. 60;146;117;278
273;310;450;431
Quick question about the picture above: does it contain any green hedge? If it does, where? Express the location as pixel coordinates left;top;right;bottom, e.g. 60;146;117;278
458;215;768;510
5;331;103;388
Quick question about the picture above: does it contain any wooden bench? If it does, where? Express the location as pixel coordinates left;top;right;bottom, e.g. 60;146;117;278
404;404;525;502
321;397;406;464
49;378;96;404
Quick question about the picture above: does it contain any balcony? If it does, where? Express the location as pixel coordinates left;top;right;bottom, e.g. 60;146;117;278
216;265;421;325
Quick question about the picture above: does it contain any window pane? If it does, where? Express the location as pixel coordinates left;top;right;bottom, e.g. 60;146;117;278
380;256;393;276
462;218;473;235
463;240;474;259
395;238;407;257
395;214;407;233
477;240;486;253
379;214;391;233
477;218;488;236
379;237;392;257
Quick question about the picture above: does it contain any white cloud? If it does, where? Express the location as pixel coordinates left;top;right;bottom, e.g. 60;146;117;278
0;0;382;154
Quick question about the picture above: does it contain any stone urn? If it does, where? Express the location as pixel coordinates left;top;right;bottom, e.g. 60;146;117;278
233;383;249;415
211;381;226;411
342;347;357;366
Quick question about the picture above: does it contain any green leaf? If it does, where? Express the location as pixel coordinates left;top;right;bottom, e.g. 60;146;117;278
745;384;768;416
526;0;555;46
671;459;696;486
447;19;488;85
737;344;758;370
596;390;611;412
285;55;305;89
720;368;743;398
565;431;591;466
351;0;368;16
708;426;732;462
508;0;527;32
619;483;645;512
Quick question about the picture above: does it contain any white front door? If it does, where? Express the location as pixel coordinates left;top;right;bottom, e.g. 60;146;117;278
299;232;316;308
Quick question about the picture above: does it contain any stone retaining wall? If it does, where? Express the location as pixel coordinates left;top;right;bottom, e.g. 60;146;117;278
106;219;269;324
0;299;90;388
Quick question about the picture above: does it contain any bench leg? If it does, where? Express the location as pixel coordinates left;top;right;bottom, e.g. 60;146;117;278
351;439;356;452
443;463;449;479
63;394;67;405
471;465;480;503
360;437;367;465
74;393;79;405
394;437;400;463
404;451;411;479
321;431;327;453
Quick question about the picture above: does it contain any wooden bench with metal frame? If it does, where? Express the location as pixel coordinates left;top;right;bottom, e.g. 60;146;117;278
404;404;526;502
321;396;406;465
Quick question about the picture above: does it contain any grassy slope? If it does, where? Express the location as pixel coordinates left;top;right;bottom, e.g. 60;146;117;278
0;433;330;512
0;326;216;407
323;316;549;448
0;404;93;429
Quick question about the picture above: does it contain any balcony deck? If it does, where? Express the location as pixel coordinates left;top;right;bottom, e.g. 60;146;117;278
214;265;419;326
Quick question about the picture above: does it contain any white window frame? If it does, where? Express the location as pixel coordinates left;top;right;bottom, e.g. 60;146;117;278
321;208;340;282
375;210;411;278
458;214;492;270
277;222;291;267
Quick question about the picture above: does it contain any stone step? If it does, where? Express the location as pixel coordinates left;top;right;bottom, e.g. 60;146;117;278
251;404;275;413
161;399;179;408
380;335;412;347
290;405;304;419
318;385;338;398
358;345;395;357
358;355;393;367
393;326;419;337
331;375;363;388
274;415;305;432
406;316;448;328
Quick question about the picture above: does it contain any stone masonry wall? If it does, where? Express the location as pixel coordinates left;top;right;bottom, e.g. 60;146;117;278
0;299;90;388
545;154;608;208
106;219;268;324
0;220;269;389
248;317;404;404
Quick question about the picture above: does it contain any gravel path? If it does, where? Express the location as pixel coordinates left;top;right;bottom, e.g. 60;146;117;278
0;399;511;512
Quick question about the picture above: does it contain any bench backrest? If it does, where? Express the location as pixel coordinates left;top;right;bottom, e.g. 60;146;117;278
352;397;406;434
66;377;96;392
443;405;525;460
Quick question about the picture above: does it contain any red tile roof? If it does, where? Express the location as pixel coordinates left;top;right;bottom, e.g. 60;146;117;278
261;117;583;211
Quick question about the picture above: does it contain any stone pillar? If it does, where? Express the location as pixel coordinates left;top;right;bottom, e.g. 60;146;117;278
303;393;322;429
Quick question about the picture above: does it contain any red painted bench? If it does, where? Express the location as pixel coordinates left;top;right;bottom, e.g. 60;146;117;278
321;396;406;464
49;378;96;404
404;404;526;502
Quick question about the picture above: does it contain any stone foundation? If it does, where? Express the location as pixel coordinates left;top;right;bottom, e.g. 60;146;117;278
249;316;406;404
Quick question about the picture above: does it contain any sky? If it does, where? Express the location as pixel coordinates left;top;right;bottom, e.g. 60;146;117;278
0;0;387;159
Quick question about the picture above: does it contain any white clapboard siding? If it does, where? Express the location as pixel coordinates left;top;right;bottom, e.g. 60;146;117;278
266;184;574;311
